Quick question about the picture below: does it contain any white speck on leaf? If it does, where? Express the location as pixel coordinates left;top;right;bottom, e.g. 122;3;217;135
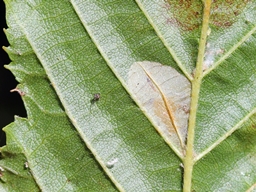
106;158;118;168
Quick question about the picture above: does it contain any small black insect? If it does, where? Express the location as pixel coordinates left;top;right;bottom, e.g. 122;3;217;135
91;93;100;104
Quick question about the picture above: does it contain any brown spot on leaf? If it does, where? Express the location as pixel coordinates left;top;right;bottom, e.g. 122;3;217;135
162;0;202;31
210;0;250;28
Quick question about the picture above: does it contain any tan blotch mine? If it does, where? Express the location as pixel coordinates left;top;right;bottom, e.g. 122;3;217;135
128;61;191;156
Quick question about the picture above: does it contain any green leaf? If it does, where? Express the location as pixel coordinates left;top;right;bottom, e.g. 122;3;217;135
1;0;256;191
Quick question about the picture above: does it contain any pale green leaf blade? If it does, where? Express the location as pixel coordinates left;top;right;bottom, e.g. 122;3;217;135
135;1;256;156
71;0;256;190
2;0;256;191
2;15;118;190
193;115;256;191
195;2;256;155
135;0;202;78
71;0;192;157
71;0;180;79
0;139;39;192
3;0;183;191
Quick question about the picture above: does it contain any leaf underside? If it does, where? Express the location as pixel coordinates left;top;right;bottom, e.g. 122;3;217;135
1;0;256;191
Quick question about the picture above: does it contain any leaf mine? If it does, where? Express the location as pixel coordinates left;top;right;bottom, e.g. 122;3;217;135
128;61;191;157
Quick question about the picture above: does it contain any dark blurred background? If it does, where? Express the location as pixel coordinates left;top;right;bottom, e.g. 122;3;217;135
0;2;26;146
